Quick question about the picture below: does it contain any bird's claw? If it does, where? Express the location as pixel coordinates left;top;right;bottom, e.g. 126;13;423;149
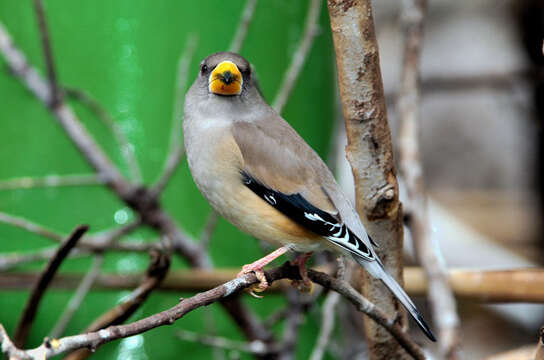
238;267;269;298
291;278;313;294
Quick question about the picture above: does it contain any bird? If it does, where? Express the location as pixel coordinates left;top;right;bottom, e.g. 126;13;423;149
183;51;436;342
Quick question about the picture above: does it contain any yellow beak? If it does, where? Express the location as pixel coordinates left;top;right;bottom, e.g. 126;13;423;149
208;61;243;96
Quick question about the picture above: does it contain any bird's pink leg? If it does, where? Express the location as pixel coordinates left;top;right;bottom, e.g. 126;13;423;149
291;252;313;292
237;245;291;297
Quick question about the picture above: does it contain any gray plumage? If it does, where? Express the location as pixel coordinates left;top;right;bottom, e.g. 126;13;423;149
183;52;435;341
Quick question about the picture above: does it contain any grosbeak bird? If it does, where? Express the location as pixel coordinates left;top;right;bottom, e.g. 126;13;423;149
183;52;435;341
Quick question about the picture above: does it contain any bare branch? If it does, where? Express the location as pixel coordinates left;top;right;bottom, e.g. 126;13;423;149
310;257;346;360
280;290;311;360
0;262;424;360
0;213;144;252
0;212;64;242
327;1;408;358
272;0;322;113
0;13;266;347
0;21;130;196
64;250;170;360
152;35;198;195
229;0;258;53
0;248;87;272
33;0;62;108
49;254;104;338
396;0;460;358
177;330;275;355
200;210;220;250
14;225;88;347
219;295;276;351
5;266;544;303
0;174;103;191
65;88;142;182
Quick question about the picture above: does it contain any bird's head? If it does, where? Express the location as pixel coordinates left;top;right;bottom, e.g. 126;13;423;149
199;52;251;96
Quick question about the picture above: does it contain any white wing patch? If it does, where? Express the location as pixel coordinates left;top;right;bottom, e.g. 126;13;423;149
304;212;373;260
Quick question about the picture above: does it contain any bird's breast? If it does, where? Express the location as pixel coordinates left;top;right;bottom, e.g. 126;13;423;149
185;125;323;252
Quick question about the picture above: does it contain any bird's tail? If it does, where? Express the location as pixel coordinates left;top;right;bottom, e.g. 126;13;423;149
353;256;437;342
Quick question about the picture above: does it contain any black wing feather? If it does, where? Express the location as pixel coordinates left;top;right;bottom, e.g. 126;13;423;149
241;171;374;259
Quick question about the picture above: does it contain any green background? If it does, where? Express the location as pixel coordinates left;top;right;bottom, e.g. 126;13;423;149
0;1;335;358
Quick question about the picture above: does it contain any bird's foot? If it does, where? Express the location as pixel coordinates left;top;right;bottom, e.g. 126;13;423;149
238;265;269;298
237;246;292;298
290;252;313;293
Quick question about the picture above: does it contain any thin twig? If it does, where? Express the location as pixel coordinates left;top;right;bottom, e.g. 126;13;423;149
65;88;142;182
176;330;274;355
396;0;460;358
200;211;219;250
63;250;170;360
229;0;258;53
0;213;144;251
0;262;425;360
13;225;88;347
0;174;103;191
0;10;269;347
152;35;198;195
278;289;307;360
310;291;340;360
0;212;64;242
264;308;289;328
33;0;61;108
272;0;322;113
0;22;127;193
49;254;104;338
0;248;89;272
310;257;346;360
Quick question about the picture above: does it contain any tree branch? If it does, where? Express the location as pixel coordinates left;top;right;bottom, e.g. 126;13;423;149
176;329;276;356
200;210;220;250
229;0;258;53
64;88;142;182
152;35;198;195
33;0;62;108
48;254;104;339
5;266;544;303
396;0;460;358
327;1;408;358
13;225;88;347
0;174;103;191
272;0;322;113
0;262;424;360
63;250;170;360
310;257;345;360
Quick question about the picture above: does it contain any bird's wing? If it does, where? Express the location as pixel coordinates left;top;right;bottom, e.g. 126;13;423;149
232;117;436;342
231;118;376;261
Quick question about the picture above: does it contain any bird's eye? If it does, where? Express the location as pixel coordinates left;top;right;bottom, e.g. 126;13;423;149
200;64;208;74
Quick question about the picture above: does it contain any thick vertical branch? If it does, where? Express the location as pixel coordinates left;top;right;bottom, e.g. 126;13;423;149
327;1;408;359
396;0;460;359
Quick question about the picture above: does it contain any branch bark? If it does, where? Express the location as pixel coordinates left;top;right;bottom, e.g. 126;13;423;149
229;0;258;53
64;250;170;360
272;0;322;113
13;225;88;347
396;0;460;358
48;254;104;339
327;1;408;358
5;266;544;302
0;262;425;360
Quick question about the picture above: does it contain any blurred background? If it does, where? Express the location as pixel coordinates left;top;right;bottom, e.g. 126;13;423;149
0;0;542;359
